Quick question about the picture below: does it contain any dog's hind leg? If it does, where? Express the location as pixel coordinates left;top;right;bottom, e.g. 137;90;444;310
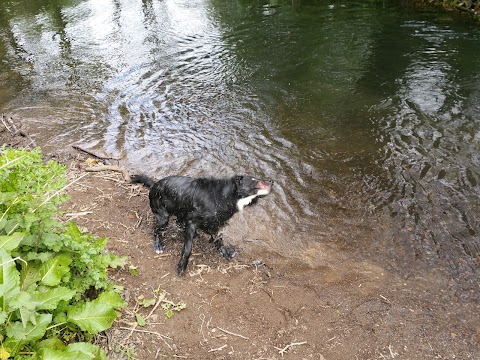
210;234;239;260
153;211;169;254
177;221;196;276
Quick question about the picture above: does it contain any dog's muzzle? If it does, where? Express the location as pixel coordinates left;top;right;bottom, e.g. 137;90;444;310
256;179;273;196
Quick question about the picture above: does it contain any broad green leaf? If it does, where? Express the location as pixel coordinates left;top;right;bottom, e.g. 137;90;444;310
37;342;107;360
137;297;156;307
0;232;26;251
2;220;20;237
32;287;76;310
19;234;36;247
136;314;146;327
67;301;117;334
0;249;20;310
41;232;63;251
6;313;52;342
25;251;53;262
65;221;82;240
66;342;107;359
106;254;127;269
129;265;139;276
95;291;125;310
53;311;67;324
36;349;87;360
35;338;66;351
0;310;8;324
20;261;41;292
9;292;36;328
39;253;72;286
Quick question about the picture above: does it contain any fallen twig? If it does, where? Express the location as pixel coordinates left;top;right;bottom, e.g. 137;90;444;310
326;336;336;343
208;344;227;352
65;211;93;218
380;295;391;304
216;326;249;340
388;345;398;358
118;327;172;340
273;341;307;357
84;165;131;182
93;174;125;184
146;292;166;320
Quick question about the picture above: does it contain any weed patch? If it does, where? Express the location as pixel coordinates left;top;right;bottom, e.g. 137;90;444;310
0;147;126;359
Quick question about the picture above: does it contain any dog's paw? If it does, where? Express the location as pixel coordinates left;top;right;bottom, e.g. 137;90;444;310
153;242;164;254
220;245;238;260
176;262;187;276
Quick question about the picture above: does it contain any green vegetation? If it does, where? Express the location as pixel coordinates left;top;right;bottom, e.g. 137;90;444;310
0;147;126;359
415;0;480;20
136;289;187;322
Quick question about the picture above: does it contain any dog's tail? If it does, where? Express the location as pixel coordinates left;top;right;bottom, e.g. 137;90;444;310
130;174;155;188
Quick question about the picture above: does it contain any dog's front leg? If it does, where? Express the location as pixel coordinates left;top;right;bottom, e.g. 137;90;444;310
153;212;168;254
177;222;196;275
211;234;239;260
153;228;165;254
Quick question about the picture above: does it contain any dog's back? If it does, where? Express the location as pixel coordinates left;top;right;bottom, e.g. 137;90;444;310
151;176;238;226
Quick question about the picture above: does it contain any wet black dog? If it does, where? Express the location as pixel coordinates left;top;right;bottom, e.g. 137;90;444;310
130;174;273;275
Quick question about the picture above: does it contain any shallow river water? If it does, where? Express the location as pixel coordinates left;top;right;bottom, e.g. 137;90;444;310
1;0;479;292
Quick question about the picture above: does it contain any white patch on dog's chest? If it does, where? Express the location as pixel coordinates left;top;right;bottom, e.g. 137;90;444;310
237;194;258;211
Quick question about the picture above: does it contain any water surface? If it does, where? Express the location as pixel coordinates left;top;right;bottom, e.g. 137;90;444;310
1;0;479;296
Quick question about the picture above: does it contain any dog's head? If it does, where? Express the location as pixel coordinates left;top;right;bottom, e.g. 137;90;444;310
234;176;273;211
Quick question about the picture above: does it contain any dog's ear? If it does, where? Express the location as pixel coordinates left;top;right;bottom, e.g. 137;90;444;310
234;175;244;187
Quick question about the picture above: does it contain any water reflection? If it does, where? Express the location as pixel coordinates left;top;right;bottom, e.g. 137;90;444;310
0;0;479;286
367;19;480;281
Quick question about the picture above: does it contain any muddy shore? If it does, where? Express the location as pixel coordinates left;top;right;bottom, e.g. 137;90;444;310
1;118;479;359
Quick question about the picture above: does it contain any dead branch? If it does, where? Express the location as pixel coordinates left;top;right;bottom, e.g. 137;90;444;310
72;145;123;161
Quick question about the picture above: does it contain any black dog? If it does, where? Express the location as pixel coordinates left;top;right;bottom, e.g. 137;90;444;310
130;174;273;275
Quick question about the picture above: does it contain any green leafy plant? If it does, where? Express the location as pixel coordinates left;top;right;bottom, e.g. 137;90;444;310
0;147;126;359
136;290;186;321
114;344;136;360
161;302;186;319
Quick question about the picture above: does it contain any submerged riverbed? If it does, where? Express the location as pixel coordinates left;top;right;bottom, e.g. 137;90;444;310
1;0;479;298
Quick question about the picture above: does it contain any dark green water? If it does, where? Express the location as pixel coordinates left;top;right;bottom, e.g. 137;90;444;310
1;0;479;293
